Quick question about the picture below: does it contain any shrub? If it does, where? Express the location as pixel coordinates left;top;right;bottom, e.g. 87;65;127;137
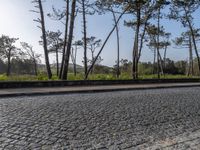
0;74;8;81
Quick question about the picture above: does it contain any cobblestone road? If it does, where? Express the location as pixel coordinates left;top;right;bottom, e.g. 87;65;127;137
1;87;200;149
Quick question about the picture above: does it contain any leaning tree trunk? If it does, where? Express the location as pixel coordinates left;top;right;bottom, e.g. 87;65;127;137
61;0;77;80
112;10;120;78
85;15;124;79
184;7;200;75
60;0;70;79
188;23;200;75
138;14;150;61
38;0;52;79
82;0;88;79
85;6;130;79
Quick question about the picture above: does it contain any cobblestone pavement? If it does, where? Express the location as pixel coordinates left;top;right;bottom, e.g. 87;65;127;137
1;87;200;149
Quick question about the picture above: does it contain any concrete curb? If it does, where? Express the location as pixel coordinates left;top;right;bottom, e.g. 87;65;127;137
0;83;200;98
0;78;200;88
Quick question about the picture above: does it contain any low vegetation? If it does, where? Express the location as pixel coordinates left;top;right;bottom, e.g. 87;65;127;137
0;58;199;81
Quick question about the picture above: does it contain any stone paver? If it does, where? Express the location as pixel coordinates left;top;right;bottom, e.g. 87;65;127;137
0;87;200;149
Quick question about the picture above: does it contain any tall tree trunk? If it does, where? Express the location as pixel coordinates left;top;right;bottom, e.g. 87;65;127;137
132;34;137;79
158;50;164;75
60;0;69;79
56;48;59;77
70;47;77;76
136;15;150;78
153;48;156;74
184;7;200;75
132;4;140;79
191;49;194;75
6;51;11;76
82;0;88;79
73;63;76;76
74;46;77;76
138;13;151;61
188;35;194;76
163;45;168;76
38;0;52;79
74;47;77;76
61;0;77;80
163;45;167;69
157;6;161;79
188;24;200;75
91;50;95;74
112;10;120;78
33;58;38;76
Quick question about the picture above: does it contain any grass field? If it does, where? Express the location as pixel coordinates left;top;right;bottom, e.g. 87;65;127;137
0;73;199;81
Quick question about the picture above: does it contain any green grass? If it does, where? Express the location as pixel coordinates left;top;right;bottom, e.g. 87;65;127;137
68;73;84;80
0;74;8;81
139;74;199;79
0;73;199;81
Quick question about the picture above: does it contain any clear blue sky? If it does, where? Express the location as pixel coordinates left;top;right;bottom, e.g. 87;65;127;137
0;0;200;66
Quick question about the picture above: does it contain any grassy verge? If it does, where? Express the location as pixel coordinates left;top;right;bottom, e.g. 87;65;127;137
0;73;199;81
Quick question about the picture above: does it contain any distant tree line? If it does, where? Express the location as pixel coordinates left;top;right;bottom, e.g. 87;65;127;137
0;0;200;80
115;58;200;77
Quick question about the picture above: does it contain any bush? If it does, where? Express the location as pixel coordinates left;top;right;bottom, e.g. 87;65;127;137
119;73;132;80
88;74;116;80
68;73;84;80
0;74;8;81
37;73;49;81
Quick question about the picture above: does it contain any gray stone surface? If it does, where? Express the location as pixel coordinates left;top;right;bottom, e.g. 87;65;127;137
0;87;200;149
